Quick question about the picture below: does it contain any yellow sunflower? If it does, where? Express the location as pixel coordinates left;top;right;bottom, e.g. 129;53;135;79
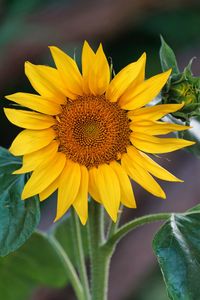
4;41;194;225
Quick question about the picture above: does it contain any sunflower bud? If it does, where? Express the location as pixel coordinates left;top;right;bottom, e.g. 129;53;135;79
160;37;200;121
162;72;200;119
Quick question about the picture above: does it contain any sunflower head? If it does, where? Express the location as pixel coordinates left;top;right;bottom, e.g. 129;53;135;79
4;41;194;225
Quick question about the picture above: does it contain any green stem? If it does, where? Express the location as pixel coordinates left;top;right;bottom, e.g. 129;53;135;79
100;205;106;243
71;209;91;300
87;201;114;300
107;205;123;239
106;212;172;247
48;236;84;300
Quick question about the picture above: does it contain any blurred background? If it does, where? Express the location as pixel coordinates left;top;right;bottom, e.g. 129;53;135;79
1;0;200;299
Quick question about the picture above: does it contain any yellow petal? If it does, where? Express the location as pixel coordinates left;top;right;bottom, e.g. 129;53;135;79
13;141;59;174
95;164;120;222
22;152;66;199
55;160;81;221
88;44;110;96
106;53;146;102
10;128;56;156
35;65;75;101
119;69;171;110
127;146;183;182
130;132;195;154
110;161;136;208
49;46;83;96
82;41;96;94
6;93;61;115
130;120;190;135
73;165;89;225
121;153;166;198
4;108;55;130
88;167;101;203
39;176;60;201
25;62;66;101
128;103;185;121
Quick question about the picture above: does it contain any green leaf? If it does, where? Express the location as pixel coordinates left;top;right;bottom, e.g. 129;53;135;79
188;204;200;212
153;211;200;300
0;214;89;300
0;147;40;256
0;231;68;300
160;36;179;74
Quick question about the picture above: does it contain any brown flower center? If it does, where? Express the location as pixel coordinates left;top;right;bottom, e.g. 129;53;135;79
54;95;130;168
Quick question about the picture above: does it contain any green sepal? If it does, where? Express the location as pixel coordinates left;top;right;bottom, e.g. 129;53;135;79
183;57;196;78
160;36;179;74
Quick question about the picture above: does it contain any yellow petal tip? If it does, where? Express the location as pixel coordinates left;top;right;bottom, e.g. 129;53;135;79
141;52;146;60
83;40;89;47
186;140;196;146
80;217;87;226
129;203;137;209
21;193;28;201
5;94;14;100
12;169;23;175
48;46;59;53
25;61;33;68
109;213;118;223
178;179;184;183
166;68;172;75
53;215;60;223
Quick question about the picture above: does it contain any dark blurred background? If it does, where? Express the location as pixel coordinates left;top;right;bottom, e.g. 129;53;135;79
1;0;200;299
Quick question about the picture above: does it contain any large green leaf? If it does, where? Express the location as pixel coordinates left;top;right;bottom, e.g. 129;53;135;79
153;211;200;300
160;36;179;74
0;215;89;300
0;231;68;300
0;147;40;256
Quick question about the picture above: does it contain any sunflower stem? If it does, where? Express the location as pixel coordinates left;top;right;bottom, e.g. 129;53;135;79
87;201;114;300
100;205;106;243
71;208;91;300
107;205;123;239
105;212;172;248
48;235;84;300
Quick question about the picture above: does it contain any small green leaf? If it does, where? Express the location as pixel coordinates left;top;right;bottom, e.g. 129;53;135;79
0;147;40;256
183;57;196;78
160;36;179;74
153;211;200;300
0;231;69;300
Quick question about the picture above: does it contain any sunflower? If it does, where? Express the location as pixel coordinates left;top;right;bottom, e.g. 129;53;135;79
4;41;194;225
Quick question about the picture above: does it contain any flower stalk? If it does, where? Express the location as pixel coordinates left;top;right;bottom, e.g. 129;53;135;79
71;209;91;300
48;235;84;300
87;201;115;300
105;212;172;248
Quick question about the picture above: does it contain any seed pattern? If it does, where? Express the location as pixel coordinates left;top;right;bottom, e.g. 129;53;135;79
54;95;131;168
